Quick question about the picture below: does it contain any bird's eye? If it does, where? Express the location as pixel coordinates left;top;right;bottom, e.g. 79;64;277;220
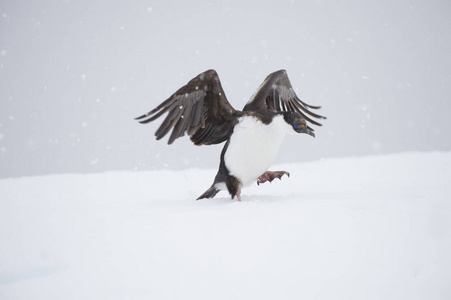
293;124;299;129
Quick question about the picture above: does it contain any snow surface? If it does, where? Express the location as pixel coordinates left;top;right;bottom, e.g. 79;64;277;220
0;152;450;299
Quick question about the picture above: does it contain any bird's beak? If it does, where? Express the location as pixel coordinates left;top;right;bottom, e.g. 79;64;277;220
297;128;315;138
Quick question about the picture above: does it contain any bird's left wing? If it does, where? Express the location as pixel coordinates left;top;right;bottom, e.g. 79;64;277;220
135;69;239;145
243;70;326;129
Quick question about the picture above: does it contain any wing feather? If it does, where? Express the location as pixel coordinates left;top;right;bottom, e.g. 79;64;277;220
136;70;238;145
243;69;326;129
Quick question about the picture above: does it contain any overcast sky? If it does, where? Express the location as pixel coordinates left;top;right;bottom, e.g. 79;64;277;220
0;0;450;178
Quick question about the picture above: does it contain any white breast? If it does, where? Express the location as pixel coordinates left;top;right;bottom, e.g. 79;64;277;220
224;115;290;187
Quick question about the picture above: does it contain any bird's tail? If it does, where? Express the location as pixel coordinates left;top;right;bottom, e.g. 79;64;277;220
197;186;220;200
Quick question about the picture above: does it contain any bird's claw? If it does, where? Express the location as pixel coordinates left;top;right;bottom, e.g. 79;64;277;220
257;171;290;185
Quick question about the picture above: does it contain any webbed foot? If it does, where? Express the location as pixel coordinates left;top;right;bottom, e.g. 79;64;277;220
257;171;290;185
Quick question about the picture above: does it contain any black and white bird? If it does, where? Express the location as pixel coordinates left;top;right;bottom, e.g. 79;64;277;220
136;69;325;201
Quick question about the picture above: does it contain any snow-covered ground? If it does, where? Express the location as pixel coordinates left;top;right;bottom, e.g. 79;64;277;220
1;152;450;299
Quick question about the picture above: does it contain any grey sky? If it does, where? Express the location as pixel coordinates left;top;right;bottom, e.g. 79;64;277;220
1;0;450;178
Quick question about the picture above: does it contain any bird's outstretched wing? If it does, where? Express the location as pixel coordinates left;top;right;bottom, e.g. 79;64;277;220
135;69;239;145
243;69;326;129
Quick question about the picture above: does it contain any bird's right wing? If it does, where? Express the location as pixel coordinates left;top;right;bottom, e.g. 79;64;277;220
135;69;239;145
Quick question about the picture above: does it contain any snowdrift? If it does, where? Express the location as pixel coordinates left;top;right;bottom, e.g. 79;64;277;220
1;152;450;299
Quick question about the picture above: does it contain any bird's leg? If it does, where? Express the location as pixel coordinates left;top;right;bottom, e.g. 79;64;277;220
257;171;290;185
236;188;242;201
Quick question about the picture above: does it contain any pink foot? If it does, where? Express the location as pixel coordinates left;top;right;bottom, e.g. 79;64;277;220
257;171;290;185
236;188;242;201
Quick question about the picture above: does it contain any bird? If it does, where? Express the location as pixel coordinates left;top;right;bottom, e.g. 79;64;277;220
135;69;325;201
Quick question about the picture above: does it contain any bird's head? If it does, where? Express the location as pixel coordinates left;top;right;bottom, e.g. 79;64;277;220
282;111;315;137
